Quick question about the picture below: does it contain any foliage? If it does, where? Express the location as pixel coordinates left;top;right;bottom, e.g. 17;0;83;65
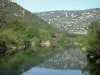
0;29;22;46
39;29;51;41
0;19;55;54
86;21;100;50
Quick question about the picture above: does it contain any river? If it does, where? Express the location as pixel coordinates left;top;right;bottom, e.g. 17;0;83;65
0;46;99;75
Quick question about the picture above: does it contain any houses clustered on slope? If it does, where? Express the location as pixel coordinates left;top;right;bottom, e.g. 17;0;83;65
36;8;100;34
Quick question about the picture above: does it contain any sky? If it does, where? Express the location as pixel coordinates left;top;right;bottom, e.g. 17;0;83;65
12;0;100;12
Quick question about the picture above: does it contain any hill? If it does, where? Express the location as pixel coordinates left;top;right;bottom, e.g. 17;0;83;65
0;0;55;31
36;8;100;34
0;0;58;54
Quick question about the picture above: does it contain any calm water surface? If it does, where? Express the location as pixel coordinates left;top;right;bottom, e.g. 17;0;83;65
22;46;87;75
0;46;99;75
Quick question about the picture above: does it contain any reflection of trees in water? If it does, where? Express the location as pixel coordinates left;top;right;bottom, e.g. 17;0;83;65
0;46;90;75
0;56;47;75
83;61;100;75
39;47;87;70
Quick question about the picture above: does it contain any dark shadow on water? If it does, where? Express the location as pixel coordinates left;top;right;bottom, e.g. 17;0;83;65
83;61;100;75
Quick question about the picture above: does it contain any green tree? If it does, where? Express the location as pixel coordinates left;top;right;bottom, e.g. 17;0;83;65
87;21;100;50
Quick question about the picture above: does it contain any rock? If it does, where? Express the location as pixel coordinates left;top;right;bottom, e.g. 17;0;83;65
40;41;51;47
82;47;86;51
44;41;51;47
74;42;79;45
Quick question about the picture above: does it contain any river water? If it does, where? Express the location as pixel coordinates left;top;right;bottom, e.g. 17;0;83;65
22;46;87;75
0;46;99;75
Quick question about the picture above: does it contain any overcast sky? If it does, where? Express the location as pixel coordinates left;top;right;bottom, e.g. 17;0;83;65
12;0;100;12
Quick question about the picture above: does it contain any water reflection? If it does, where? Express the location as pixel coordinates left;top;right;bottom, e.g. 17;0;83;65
22;46;87;75
39;47;87;70
0;46;99;75
83;62;100;75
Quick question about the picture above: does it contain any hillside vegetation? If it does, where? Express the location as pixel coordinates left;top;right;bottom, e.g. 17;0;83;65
0;0;59;55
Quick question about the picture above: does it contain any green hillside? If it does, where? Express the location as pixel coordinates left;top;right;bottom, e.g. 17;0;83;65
0;0;55;31
0;0;57;55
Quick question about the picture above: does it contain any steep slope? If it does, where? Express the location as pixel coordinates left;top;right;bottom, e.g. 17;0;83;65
36;8;100;34
0;0;58;54
0;0;55;32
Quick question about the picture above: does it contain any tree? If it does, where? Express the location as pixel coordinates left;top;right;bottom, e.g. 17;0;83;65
87;21;100;49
